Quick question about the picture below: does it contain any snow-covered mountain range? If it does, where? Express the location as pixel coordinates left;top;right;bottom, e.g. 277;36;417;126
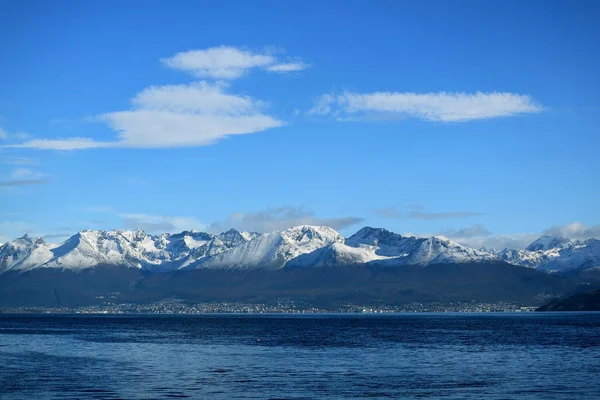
486;235;600;272
1;226;598;274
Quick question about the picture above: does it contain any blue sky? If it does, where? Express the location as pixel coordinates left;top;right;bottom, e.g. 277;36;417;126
1;0;599;248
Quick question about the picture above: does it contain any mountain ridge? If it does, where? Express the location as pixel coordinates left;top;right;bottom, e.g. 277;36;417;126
1;226;599;274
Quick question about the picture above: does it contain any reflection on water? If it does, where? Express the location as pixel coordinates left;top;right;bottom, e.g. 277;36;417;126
1;313;599;399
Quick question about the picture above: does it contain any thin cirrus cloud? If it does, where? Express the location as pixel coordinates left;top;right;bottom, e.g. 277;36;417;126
265;61;311;73
309;91;543;122
6;137;107;151
162;46;310;79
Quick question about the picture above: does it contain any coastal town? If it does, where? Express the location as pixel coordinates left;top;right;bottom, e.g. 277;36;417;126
0;298;539;314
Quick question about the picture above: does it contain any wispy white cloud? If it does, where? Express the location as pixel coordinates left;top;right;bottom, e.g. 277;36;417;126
120;213;205;233
162;46;309;79
131;81;258;113
308;93;336;116
310;91;543;122
266;61;310;73
8;137;106;150
208;206;363;233
0;127;7;139
100;83;282;148
8;81;283;150
162;46;274;79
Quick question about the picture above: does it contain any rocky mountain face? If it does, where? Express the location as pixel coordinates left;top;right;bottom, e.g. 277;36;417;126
1;227;599;274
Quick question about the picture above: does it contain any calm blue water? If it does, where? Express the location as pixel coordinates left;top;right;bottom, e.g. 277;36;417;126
0;313;599;399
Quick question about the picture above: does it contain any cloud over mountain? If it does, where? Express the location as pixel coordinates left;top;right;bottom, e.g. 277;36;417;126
543;222;600;241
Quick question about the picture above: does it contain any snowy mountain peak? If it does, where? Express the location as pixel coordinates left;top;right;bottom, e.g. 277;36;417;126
13;233;44;246
346;227;413;257
526;235;574;252
281;225;344;244
217;229;248;247
433;235;451;241
479;246;499;254
0;235;55;273
346;226;395;244
287;242;386;268
240;231;259;241
170;230;213;241
287;228;498;269
191;225;345;270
